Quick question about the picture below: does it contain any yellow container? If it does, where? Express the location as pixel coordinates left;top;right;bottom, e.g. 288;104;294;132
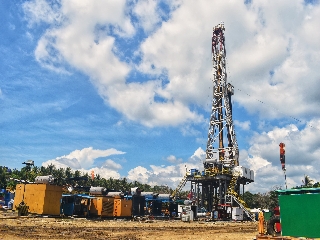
14;184;63;215
113;199;132;217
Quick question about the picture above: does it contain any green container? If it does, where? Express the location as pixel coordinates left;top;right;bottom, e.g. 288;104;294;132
278;189;320;238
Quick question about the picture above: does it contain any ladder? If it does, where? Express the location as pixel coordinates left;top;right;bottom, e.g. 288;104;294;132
228;195;256;221
171;175;188;200
226;172;255;221
227;172;239;195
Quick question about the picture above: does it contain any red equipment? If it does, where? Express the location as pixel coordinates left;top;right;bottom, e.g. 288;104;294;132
279;143;285;170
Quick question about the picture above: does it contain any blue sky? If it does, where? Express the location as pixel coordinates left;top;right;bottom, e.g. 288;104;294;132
1;0;320;193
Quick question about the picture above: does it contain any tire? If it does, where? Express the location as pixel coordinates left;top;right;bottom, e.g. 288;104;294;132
267;215;281;236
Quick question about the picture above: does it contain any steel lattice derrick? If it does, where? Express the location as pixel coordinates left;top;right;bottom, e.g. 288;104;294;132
205;23;239;169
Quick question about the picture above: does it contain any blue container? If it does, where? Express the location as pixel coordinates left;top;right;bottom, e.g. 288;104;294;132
4;192;14;206
190;169;196;175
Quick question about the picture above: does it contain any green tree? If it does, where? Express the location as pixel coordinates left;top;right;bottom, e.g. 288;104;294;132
313;182;320;188
243;191;256;209
302;175;314;187
0;166;8;189
65;167;73;179
53;168;66;185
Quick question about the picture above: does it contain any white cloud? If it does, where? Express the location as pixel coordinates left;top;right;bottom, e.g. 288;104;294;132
101;159;122;171
22;0;320;193
23;0;62;26
166;155;182;164
228;1;320;121
23;0;206;127
133;0;161;33
234;120;251;131
42;157;81;169
241;120;320;192
188;147;205;164
106;81;202;127
127;166;150;183
87;166;120;180
42;147;125;170
24;0;320;127
127;148;204;189
41;147;125;180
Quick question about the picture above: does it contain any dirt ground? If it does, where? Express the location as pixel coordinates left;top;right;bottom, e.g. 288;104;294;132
0;210;258;240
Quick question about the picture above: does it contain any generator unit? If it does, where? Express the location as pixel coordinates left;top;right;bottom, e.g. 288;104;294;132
90;196;115;217
14;183;63;215
60;194;94;217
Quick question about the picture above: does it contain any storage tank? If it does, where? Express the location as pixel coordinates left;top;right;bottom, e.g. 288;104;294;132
157;194;171;200
35;175;55;184
106;192;123;197
89;187;107;195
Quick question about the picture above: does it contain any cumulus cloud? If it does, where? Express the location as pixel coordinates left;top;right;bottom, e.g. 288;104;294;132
22;0;320;193
41;147;125;179
228;1;320;121
234;120;251;131
166;155;182;164
23;0;320;127
23;0;207;127
22;0;62;26
88;166;121;180
132;0;161;33
241;120;320;192
127;147;205;189
42;146;125;169
127;166;151;183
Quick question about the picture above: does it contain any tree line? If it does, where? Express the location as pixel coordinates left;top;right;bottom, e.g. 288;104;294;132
243;188;279;210
1;165;318;211
243;174;320;210
0;164;173;195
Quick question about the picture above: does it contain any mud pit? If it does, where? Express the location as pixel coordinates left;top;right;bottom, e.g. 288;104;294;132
0;213;257;240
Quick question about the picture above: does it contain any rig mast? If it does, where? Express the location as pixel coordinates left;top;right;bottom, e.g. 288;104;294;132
183;24;254;220
206;23;239;169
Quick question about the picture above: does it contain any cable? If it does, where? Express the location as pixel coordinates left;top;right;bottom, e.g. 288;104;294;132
229;83;320;132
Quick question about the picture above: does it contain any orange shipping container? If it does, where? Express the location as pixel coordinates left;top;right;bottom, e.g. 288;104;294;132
113;199;132;217
90;196;114;217
13;184;63;215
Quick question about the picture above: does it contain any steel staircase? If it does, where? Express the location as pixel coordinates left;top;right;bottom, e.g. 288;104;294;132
227;195;256;221
171;175;188;200
226;172;256;221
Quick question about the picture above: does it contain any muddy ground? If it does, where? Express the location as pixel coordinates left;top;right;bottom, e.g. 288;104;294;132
0;210;258;240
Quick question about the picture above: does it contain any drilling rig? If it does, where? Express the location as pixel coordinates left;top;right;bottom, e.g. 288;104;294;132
182;23;255;221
